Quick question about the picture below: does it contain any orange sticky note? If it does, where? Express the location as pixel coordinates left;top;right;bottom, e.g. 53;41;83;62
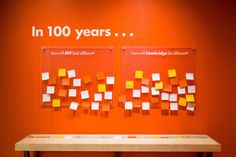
118;95;126;103
179;97;187;107
98;84;106;92
82;102;90;109
179;79;188;88
161;102;169;110
126;81;134;89
141;78;149;86
163;83;172;92
58;69;66;77
150;97;159;104
48;76;57;85
52;99;60;108
58;89;67;97
133;100;141;108
135;70;143;79
170;78;178;86
168;69;177;78
102;104;110;111
62;78;70;86
186;94;195;102
83;75;92;84
155;82;163;90
96;72;105;81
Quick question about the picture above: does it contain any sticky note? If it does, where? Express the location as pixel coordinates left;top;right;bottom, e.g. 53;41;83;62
125;102;133;110
118;95;126;103
178;87;186;94
163;83;172;92
91;102;99;110
126;81;134;89
58;69;66;77
141;78;149;86
132;89;141;98
82;102;90;109
106;76;115;85
187;85;196;94
98;84;106;92
186;94;195;102
81;90;89;99
46;86;55;94
155;82;163;90
150;97;159;104
58;89;67;97
48;76;57;85
142;102;150;110
69;89;77;97
104;91;112;100
42;94;50;102
179;79;187;88
152;73;160;81
52;99;60;107
83;75;92;84
151;87;160;96
168;69;177;78
161;102;169;110
169;94;177;102
186;73;194;80
41;72;49;81
94;93;102;101
133;100;141;108
135;70;143;79
187;103;195;111
62;78;70;86
169;78;178;85
179;97;187;107
170;102;178;111
141;86;149;93
67;69;76;78
73;79;81;87
69;102;79;110
96;72;105;81
161;92;169;101
102;104;110;111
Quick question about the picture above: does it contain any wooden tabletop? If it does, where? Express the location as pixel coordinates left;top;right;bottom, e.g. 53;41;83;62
15;134;221;152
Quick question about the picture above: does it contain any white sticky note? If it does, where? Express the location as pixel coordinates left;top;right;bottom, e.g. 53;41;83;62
106;76;115;85
161;92;169;101
170;94;177;102
91;102;99;110
187;103;195;111
152;73;160;81
125;102;133;110
73;79;81;87
67;69;76;78
170;102;178;111
141;86;149;93
69;89;77;97
151;87;160;96
42;94;51;102
81;90;89;99
187;85;196;94
69;102;79;110
133;89;141;98
104;91;112;100
46;86;55;94
41;72;49;81
186;73;194;80
142;102;150;110
94;93;102;101
178;87;186;94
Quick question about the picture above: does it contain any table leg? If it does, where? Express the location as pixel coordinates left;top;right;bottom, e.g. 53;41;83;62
198;152;203;157
23;151;30;157
206;152;213;157
34;151;39;157
115;152;120;157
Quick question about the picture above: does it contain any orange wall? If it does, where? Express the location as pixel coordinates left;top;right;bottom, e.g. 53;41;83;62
0;0;236;157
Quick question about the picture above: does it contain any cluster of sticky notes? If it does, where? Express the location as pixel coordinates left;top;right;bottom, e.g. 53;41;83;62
42;69;115;112
122;70;196;113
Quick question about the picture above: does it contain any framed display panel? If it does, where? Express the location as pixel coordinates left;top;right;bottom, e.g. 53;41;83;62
41;47;114;109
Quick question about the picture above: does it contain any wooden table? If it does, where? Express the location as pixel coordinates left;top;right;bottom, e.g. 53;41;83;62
15;134;221;157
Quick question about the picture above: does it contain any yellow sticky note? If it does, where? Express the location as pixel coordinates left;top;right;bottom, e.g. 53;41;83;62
52;99;60;107
58;69;66;77
155;82;163;89
179;97;187;107
53;135;63;138
186;94;195;102
135;70;143;79
98;84;106;92
151;135;160;138
126;81;134;89
168;69;177;78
